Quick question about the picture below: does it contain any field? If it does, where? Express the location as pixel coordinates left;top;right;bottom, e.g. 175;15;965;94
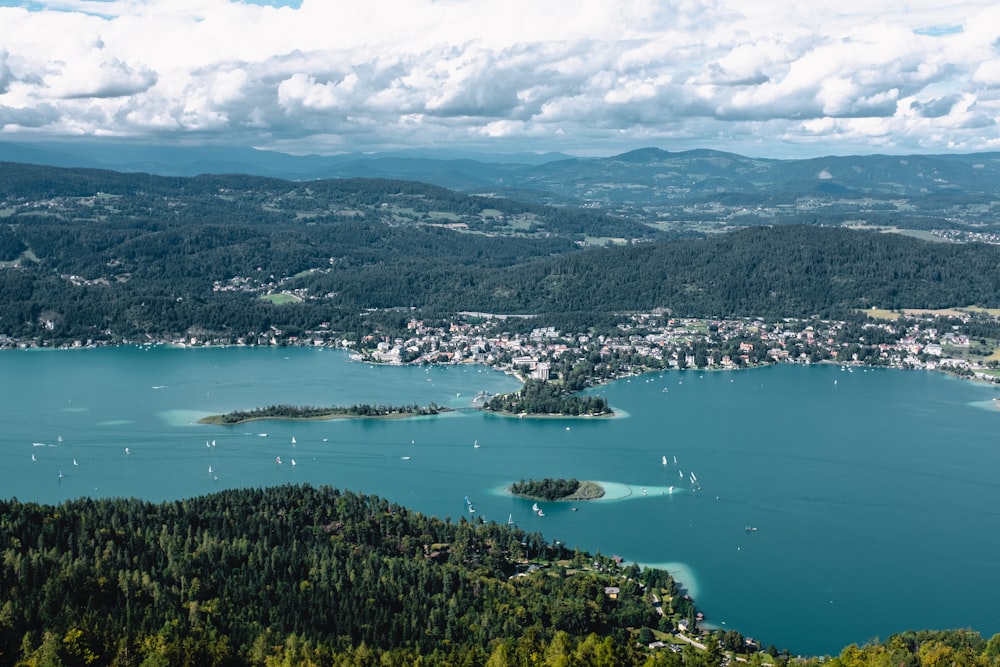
260;293;302;305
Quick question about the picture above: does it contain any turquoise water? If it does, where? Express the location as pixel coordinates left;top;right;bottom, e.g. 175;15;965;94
2;346;999;655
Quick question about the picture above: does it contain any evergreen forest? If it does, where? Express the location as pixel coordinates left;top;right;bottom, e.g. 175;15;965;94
2;163;1000;346
2;486;999;666
0;484;678;666
484;380;610;416
509;478;582;501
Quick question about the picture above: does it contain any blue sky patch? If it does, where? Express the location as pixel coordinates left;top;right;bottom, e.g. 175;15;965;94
914;24;964;36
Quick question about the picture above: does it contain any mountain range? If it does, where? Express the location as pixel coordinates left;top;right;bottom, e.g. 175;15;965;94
3;141;1000;232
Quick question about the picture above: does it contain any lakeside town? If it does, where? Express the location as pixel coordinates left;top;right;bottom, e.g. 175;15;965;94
344;309;1000;387
7;305;999;389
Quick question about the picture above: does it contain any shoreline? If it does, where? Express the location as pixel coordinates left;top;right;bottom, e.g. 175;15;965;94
484;409;615;419
5;339;998;391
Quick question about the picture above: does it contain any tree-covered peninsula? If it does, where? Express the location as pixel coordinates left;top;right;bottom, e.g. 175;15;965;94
199;402;448;424
484;378;611;416
0;484;697;666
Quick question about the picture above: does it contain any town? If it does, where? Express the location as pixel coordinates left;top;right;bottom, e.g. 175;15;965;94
348;310;1000;387
10;306;986;390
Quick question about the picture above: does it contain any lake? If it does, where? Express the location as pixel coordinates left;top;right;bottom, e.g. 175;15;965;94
2;345;999;655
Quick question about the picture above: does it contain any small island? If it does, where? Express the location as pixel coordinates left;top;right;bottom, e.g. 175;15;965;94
199;402;450;425
484;379;612;417
510;477;606;501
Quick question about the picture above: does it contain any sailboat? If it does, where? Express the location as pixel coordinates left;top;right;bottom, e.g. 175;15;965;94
531;502;539;512
291;437;296;445
208;466;213;474
57;436;63;443
678;469;683;479
662;455;668;465
473;439;480;448
73;458;78;466
31;453;36;462
507;513;514;525
275;456;282;465
291;459;297;466
690;472;698;483
468;504;476;513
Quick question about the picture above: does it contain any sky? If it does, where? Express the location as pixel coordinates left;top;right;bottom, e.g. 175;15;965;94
1;0;999;158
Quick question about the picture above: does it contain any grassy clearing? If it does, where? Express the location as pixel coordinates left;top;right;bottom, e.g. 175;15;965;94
260;293;302;305
426;211;461;221
865;306;1000;320
963;307;1000;317
582;236;627;246
880;228;948;243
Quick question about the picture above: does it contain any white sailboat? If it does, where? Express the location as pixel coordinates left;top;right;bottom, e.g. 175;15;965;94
31;453;36;462
690;472;697;483
678;469;683;479
531;502;539;512
507;513;514;525
291;459;297;466
73;458;78;466
57;436;63;443
473;439;480;448
662;455;668;465
208;466;213;474
275;456;282;464
291;437;296;445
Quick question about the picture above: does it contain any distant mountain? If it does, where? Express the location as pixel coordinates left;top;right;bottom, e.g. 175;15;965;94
3;141;1000;230
0;140;571;180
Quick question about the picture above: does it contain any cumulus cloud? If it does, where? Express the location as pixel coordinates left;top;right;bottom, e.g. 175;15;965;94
0;0;998;156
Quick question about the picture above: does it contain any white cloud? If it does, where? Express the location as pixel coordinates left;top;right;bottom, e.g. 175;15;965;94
0;0;998;157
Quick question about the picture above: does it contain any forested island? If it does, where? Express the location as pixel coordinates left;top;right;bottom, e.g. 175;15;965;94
510;477;606;501
484;379;612;416
199;402;449;424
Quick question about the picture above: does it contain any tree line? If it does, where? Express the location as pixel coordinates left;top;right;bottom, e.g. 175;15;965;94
0;484;686;666
484;379;611;416
510;478;582;501
201;402;446;424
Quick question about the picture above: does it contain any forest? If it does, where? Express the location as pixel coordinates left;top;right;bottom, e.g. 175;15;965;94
484;379;611;416
2;486;999;666
0;484;684;666
510;478;583;501
2;163;1000;346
